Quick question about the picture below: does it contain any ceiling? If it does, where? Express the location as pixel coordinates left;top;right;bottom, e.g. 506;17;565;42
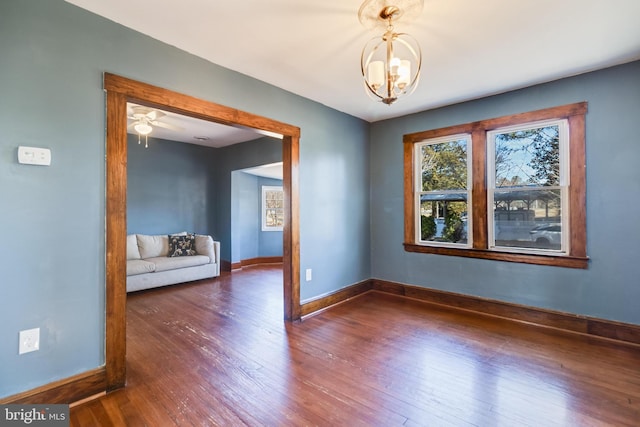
127;102;284;178
69;0;640;123
241;162;284;180
126;102;267;148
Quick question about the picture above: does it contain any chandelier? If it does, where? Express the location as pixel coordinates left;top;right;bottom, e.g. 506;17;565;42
359;0;423;105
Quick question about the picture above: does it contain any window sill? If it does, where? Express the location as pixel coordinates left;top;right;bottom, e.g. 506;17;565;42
403;243;589;269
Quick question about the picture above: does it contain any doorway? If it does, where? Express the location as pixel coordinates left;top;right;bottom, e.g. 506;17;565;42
231;162;284;268
104;73;301;391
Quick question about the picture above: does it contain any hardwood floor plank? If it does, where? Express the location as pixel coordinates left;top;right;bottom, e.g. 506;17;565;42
71;265;640;426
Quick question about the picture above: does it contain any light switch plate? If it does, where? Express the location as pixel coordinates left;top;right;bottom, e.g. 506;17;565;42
18;146;51;166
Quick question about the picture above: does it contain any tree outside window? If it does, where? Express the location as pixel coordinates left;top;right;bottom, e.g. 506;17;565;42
416;135;471;245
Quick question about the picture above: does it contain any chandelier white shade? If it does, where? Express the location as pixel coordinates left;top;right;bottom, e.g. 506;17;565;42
359;0;423;105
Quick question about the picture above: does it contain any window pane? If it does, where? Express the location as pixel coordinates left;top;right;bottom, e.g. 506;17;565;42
262;186;284;231
266;209;283;227
492;189;561;250
275;211;284;227
421;139;468;191
420;196;468;243
495;125;559;187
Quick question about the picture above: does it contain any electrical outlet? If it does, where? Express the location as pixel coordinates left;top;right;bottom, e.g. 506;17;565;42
305;268;312;281
19;328;40;354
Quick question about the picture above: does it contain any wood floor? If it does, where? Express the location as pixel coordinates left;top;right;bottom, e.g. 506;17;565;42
70;265;640;426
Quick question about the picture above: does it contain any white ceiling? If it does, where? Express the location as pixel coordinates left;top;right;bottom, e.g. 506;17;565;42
241;162;284;180
127;103;283;178
126;102;266;148
69;0;640;123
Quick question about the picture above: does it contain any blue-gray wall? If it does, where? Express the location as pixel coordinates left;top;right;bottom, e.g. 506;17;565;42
128;134;285;260
127;135;216;236
370;60;640;325
231;171;258;263
217;137;283;264
0;0;370;398
231;173;284;263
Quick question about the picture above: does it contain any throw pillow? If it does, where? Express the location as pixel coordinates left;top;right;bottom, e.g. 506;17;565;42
168;233;196;257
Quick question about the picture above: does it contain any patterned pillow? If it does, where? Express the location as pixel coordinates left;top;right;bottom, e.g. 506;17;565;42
168;233;197;257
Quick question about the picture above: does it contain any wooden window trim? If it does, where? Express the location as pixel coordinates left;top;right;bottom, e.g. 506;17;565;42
404;102;588;269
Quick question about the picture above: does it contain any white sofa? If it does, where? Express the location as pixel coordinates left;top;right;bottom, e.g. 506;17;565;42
126;233;220;292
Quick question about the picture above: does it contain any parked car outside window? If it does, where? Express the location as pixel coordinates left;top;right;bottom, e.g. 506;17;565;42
529;224;561;245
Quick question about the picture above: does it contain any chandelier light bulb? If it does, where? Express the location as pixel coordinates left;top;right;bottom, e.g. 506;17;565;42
390;57;401;76
397;60;411;88
368;61;384;89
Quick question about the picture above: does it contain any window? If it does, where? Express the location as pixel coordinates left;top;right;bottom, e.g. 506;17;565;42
488;119;568;254
403;103;588;268
415;134;472;246
262;186;284;231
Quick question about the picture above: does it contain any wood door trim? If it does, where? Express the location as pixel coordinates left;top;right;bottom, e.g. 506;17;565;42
104;73;300;392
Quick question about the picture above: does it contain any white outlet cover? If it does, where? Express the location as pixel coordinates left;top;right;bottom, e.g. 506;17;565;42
19;328;40;354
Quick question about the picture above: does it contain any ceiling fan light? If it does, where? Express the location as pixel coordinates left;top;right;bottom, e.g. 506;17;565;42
134;122;153;135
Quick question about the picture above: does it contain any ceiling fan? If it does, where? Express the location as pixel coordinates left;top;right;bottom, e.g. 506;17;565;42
127;105;183;148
